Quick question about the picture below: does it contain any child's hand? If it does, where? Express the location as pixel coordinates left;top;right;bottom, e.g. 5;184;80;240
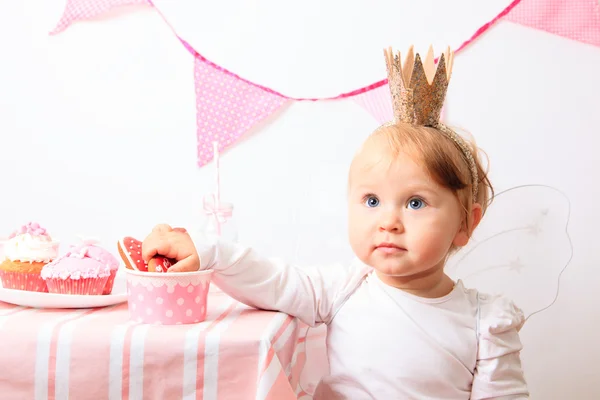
142;224;200;273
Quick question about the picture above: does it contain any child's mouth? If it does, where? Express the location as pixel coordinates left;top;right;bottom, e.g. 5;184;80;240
375;243;406;254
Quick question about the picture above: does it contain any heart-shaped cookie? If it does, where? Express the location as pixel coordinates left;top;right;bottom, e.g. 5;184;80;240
117;237;148;272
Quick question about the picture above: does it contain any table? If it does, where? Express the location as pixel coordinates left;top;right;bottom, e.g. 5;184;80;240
0;288;324;400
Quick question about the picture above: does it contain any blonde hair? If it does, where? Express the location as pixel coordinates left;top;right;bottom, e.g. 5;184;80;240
365;123;493;234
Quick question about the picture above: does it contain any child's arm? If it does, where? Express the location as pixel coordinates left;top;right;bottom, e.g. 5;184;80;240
142;224;371;327
470;295;530;399
195;238;370;326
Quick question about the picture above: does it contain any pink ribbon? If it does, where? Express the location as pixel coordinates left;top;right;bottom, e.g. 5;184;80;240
202;195;233;220
202;194;234;237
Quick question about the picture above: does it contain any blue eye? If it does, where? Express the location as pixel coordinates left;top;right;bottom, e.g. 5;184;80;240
408;198;425;210
364;195;380;208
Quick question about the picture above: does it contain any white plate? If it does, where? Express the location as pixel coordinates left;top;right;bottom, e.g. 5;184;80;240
0;271;128;309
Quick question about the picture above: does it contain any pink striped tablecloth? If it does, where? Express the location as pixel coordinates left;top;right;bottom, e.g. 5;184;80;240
0;289;320;400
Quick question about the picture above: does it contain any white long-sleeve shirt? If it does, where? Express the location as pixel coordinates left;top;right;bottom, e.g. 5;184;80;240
196;239;529;399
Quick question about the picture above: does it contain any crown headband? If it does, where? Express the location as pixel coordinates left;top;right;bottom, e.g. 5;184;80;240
383;45;479;201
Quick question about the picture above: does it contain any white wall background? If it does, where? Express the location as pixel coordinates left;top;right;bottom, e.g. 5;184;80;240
0;0;599;398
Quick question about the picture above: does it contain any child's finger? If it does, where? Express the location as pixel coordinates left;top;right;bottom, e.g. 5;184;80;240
168;255;200;272
152;224;173;233
141;234;172;261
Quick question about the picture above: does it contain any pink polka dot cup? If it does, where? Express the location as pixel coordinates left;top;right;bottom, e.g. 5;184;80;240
124;269;213;325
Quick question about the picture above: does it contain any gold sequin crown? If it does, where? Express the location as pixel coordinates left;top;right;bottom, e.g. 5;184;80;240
384;45;452;126
384;45;479;200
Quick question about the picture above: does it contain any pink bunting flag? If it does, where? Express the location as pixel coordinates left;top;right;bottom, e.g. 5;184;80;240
351;84;394;125
505;0;600;47
194;57;289;167
50;0;151;34
352;83;447;125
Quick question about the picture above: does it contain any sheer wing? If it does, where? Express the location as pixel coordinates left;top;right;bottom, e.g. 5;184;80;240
446;184;573;321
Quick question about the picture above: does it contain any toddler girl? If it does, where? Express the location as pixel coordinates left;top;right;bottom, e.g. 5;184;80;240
142;46;529;399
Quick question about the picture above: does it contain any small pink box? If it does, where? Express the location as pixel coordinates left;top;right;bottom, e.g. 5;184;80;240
124;269;213;325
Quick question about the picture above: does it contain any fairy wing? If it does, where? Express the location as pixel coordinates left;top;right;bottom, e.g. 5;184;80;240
446;184;573;321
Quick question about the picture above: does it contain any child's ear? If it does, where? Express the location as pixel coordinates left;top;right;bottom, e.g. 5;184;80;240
453;203;483;247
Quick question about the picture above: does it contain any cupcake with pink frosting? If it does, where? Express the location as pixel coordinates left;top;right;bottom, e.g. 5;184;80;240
71;239;120;294
0;222;59;292
41;239;118;295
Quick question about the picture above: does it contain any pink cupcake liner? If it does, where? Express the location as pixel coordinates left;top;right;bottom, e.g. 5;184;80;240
45;276;109;295
102;270;117;295
0;270;48;293
125;270;212;325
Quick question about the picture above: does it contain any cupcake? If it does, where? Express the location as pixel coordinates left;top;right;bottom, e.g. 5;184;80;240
0;222;59;292
72;240;120;294
41;241;115;295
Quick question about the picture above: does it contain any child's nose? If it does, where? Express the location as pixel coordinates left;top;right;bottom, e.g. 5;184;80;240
378;210;403;232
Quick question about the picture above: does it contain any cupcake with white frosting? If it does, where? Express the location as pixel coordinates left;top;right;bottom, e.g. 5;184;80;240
0;222;59;292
